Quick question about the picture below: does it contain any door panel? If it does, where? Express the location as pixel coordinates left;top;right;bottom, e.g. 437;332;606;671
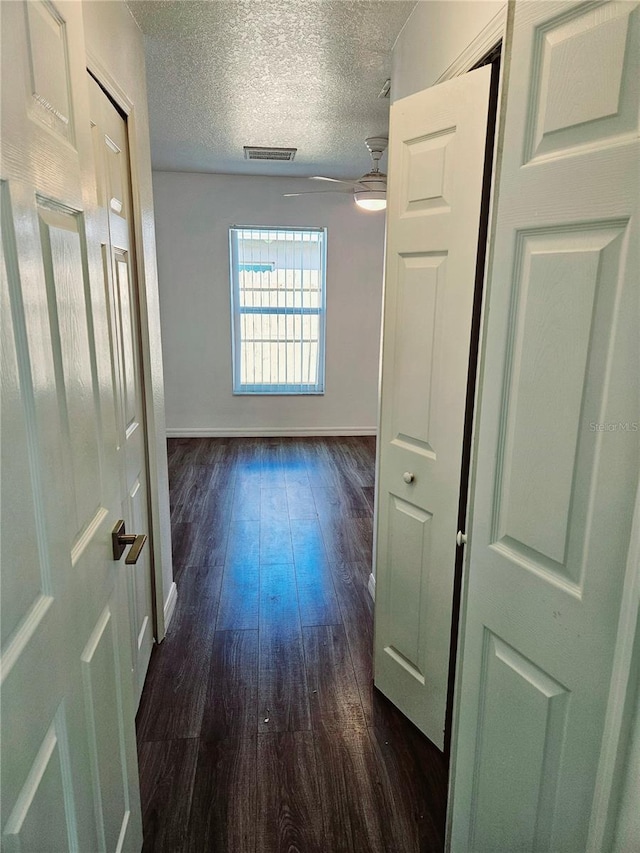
494;223;628;585
2;708;76;852
391;253;446;453
470;632;569;852
1;2;142;849
38;204;104;526
115;253;138;432
89;76;154;705
386;497;433;679
450;3;639;850
374;66;492;749
129;475;152;655
81;605;131;852
0;211;49;649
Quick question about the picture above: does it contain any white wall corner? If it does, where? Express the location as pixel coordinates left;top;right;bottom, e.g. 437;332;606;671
368;572;376;601
162;582;178;633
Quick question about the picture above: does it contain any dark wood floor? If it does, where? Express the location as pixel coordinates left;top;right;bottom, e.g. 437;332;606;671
136;437;448;852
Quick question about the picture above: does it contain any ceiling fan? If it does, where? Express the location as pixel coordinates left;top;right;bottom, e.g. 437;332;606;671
284;136;388;211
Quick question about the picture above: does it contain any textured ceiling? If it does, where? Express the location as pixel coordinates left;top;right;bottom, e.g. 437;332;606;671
127;0;415;179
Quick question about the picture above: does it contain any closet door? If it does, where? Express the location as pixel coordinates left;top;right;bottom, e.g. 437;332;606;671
374;65;492;749
89;75;154;707
450;2;639;849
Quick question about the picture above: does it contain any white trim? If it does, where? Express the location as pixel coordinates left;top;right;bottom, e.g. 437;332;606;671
435;5;507;84
166;427;377;438
229;225;327;395
588;480;640;851
86;51;133;115
368;573;376;601
162;583;178;633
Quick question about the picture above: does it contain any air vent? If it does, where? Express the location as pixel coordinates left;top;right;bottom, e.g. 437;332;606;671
243;146;297;162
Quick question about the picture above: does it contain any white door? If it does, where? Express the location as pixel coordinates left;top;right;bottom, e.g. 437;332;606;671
1;2;142;849
450;2;639;850
374;66;492;749
89;76;154;706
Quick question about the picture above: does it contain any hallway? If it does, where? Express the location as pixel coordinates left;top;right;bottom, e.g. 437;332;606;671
136;437;447;852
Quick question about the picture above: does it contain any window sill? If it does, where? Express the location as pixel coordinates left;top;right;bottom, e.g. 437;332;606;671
233;389;325;396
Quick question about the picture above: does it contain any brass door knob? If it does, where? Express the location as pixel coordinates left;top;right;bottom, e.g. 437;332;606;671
112;520;148;564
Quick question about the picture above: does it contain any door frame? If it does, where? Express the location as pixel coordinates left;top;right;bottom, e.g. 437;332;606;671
442;51;501;756
445;3;513;842
86;49;176;641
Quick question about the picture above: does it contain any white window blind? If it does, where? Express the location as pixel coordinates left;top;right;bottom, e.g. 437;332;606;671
229;226;327;394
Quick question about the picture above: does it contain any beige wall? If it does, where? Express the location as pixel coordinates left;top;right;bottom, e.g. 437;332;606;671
83;0;174;634
153;171;385;436
391;0;505;100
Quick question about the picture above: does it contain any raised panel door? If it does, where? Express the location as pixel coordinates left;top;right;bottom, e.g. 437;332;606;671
1;2;142;848
89;75;154;706
375;66;492;749
450;3;639;849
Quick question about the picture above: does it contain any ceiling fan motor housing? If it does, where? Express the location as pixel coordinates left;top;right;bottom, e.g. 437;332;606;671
365;136;388;167
357;171;387;191
354;168;387;210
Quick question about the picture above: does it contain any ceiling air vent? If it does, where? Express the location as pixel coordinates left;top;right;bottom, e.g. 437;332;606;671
244;146;297;162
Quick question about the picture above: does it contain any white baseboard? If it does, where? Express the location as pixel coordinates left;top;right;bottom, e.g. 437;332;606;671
163;582;178;631
368;573;376;601
166;426;377;438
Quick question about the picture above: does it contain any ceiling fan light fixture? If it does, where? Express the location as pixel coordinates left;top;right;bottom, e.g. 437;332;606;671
354;168;387;210
354;191;387;211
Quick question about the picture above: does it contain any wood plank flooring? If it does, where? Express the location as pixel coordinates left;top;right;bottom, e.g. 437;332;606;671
137;437;448;852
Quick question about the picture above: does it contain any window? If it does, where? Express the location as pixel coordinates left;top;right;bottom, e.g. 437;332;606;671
229;226;327;394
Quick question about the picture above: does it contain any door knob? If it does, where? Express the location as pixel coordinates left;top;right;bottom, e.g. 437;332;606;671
112;520;147;564
403;471;415;484
456;530;467;547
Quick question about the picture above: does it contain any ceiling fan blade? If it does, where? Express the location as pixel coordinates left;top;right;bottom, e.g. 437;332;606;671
309;176;354;185
283;189;352;197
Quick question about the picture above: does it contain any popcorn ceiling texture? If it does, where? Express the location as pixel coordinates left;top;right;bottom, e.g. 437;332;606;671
127;0;415;178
